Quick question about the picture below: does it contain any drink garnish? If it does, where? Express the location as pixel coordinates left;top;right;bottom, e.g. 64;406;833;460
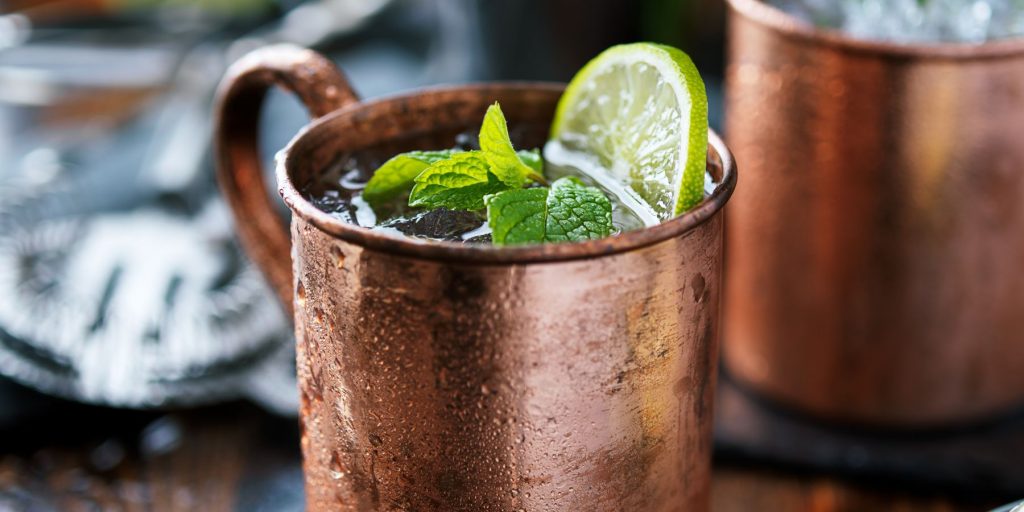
408;151;506;211
478;103;547;187
363;150;460;204
550;42;708;217
356;42;709;244
362;102;614;245
485;177;613;245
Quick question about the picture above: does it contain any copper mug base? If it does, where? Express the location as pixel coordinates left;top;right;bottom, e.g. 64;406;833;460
724;0;1024;428
214;46;737;511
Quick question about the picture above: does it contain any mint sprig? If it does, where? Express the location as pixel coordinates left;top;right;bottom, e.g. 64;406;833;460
479;103;547;186
363;150;461;204
408;151;507;211
483;187;548;245
362;102;616;245
485;177;613;246
545;177;614;242
364;102;545;211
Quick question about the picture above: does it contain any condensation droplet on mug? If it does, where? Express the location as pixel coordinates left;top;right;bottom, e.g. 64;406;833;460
331;245;345;268
329;450;345;480
308;366;325;402
690;274;706;303
674;377;692;397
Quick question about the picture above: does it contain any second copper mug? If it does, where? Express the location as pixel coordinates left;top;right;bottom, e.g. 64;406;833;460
213;46;736;511
725;0;1024;427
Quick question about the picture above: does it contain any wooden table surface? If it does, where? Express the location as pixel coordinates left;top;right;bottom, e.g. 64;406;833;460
0;399;1005;512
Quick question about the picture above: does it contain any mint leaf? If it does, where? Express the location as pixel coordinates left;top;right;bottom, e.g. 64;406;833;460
479;102;544;186
516;149;543;174
545;177;613;242
367;106;548;217
485;188;548;245
409;151;510;211
487;177;613;246
364;150;461;204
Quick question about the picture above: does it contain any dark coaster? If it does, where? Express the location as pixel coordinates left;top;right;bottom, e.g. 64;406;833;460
713;371;1024;497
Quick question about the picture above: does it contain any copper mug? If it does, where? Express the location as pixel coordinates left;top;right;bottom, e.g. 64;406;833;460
724;0;1024;427
213;45;736;511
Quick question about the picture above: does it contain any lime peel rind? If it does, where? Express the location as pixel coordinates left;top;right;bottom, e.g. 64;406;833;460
550;42;708;217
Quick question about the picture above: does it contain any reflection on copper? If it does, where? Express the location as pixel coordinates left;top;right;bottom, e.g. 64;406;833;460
724;0;1024;427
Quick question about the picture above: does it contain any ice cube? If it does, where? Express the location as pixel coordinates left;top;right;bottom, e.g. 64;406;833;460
765;0;1024;43
378;209;486;241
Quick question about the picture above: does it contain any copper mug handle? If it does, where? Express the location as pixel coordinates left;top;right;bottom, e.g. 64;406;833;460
213;45;359;316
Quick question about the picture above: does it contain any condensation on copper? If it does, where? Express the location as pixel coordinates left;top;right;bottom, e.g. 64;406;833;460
724;0;1024;426
294;214;723;511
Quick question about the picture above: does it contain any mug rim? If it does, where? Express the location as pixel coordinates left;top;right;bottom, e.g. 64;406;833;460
276;82;736;265
727;0;1024;60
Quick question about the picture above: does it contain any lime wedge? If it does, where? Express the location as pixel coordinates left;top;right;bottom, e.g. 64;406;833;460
550;42;708;219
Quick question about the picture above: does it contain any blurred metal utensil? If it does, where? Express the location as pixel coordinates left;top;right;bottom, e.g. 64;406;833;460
0;197;296;411
0;42;176;106
0;25;297;412
139;44;225;201
992;500;1024;512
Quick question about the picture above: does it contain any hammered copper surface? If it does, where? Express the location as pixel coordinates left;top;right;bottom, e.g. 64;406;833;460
724;0;1024;427
293;216;723;512
214;46;737;511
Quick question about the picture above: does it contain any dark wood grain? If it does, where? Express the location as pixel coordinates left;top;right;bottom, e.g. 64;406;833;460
0;400;1002;512
712;468;997;512
0;406;260;511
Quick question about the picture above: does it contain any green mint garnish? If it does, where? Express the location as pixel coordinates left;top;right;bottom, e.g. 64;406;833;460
362;102;614;245
485;177;613;246
484;187;549;245
479;103;547;186
364;102;546;211
544;177;613;242
408;151;510;211
363;150;462;204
